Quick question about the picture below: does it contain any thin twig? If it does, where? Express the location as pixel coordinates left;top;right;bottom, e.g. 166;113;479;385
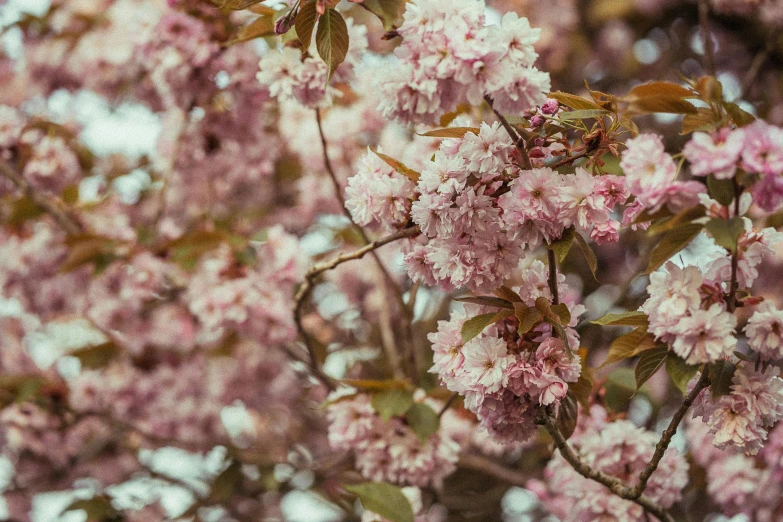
727;179;742;313
484;96;533;170
0;160;84;235
548;150;590;170
457;454;529;487
535;409;675;522
698;0;716;75
291;226;420;388
741;41;773;100
628;369;710;499
438;392;459;418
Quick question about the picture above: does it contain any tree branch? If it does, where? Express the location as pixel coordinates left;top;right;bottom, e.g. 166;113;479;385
627;368;710;499
457;454;529;488
698;0;716;75
548;150;590;170
534;409;675;522
0;160;84;235
484;96;533;170
547;248;560;305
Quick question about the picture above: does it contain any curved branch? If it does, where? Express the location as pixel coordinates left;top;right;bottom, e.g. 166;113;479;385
535;409;675;522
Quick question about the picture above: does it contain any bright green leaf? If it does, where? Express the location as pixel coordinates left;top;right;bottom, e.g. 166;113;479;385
461;310;513;344
372;389;414;420
344;482;414;522
666;355;700;394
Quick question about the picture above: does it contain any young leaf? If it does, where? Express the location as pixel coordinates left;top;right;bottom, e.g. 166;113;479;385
645;223;705;274
647;205;706;236
372;389;414;420
682;107;720;135
344;483;415;522
461;310;513;344
494;285;522;303
559;109;609;121
405;403;440;442
723;102;755;127
557;390;579;440
70;342;120;370
629;81;695;99
708;360;737;398
591;311;648;327
601;327;657;367
574;232;598;280
548;226;575;263
453;296;514;310
635;345;668;390
417;127;480;138
706;175;735;206
705;217;745;253
514;303;543;334
227;15;275;44
371;149;421;183
340;379;409;391
627;96;698;115
548;91;603;111
666;355;700;394
357;0;404;29
315;8;349;80
295;0;319;49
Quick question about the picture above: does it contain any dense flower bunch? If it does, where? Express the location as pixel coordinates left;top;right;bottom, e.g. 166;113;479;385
428;261;584;442
376;0;550;124
529;405;689;522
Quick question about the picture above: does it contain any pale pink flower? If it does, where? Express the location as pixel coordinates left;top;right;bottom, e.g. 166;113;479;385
745;300;783;360
670;304;736;364
461;336;512;393
741;120;783;175
683;127;745;179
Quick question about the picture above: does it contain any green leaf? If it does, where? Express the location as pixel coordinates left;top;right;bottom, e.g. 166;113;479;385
371;149;420;183
557;390;579;440
547;319;573;358
723;102;755;127
417;127;480;138
372;389;414;420
709;360;736;398
550;303;572;325
70;342;120;370
548;91;603;111
453;296;514;310
340;379;409;391
514;303;543;334
295;0;319;49
733;350;754;362
559;109;609;121
315;8;349;80
548;226;575;263
645;223;705;274
227;15;275;44
461;310;513;344
405;403;440;442
627;96;698;115
591;311;649;327
706;175;736;206
647;205;706;236
344;482;414;522
210;460;243;503
63;496;120;522
635;345;668;391
356;0;404;29
605;368;637;411
666;355;700;394
705;217;745;253
601;327;657;367
574;232;598;280
570;369;594;410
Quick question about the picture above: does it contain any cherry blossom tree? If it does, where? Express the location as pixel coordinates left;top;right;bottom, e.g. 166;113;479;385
2;0;783;521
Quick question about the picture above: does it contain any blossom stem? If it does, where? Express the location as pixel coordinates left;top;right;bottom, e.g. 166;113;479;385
698;0;716;75
438;392;459;418
484;95;533;170
547;248;559;305
628;368;711;499
0;160;84;236
534;408;676;522
548;150;590;170
727;178;742;313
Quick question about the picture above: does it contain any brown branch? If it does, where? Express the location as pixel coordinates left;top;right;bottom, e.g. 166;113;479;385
438;392;459;418
628;368;710;499
484;95;533;170
741;41;773;100
457;454;529;488
727;179;742;313
698;0;716;75
291;226;420;389
535;409;675;522
0;160;84;235
548;150;590;170
547;248;560;305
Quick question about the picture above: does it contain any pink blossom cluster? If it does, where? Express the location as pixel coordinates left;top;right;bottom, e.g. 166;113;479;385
687;418;783;520
683;122;783;211
620;133;705;225
529;405;689;522
691;364;783;455
376;0;550;124
402;123;628;292
256;19;368;108
326;392;460;488
428;261;584;443
344;150;417;233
